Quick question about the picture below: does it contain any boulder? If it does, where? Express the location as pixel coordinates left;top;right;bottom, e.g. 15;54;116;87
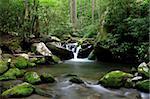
46;42;74;60
135;80;150;92
138;62;150;78
0;60;8;75
0;68;24;81
24;72;41;84
98;70;133;88
13;56;35;69
69;77;84;84
94;44;112;62
2;82;34;97
40;73;55;83
32;42;53;57
78;45;93;58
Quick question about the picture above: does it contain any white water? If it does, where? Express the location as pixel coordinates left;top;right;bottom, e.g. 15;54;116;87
64;43;94;62
64;43;81;59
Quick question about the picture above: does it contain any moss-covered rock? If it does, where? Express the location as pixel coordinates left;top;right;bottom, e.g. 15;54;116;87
40;73;55;83
69;77;84;84
135;80;150;92
14;57;28;69
0;68;24;81
24;72;41;84
52;55;61;63
138;62;150;78
0;60;8;75
98;70;133;88
14;56;36;69
2;82;34;97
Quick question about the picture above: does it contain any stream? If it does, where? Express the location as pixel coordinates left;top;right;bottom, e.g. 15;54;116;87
3;43;150;99
23;59;149;99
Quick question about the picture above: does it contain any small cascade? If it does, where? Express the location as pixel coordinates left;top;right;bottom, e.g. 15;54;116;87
64;43;81;59
63;43;94;62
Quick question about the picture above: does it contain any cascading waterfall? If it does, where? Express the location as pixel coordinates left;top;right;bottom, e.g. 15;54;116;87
64;43;81;59
63;43;93;62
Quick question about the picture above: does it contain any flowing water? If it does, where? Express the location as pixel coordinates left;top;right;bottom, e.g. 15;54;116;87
5;43;150;99
25;59;149;99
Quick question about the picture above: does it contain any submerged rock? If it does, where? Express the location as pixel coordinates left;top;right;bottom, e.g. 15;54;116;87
2;82;34;97
69;77;84;84
0;60;8;75
98;70;133;88
138;62;150;78
24;72;41;84
40;73;55;83
0;68;24;81
135;80;150;92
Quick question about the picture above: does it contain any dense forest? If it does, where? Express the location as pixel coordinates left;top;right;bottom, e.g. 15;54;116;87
0;0;149;99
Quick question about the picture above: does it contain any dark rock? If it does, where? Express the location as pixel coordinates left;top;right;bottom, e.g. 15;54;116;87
46;43;74;60
34;87;54;97
94;44;112;62
78;45;93;58
40;73;55;83
69;77;84;84
135;80;150;92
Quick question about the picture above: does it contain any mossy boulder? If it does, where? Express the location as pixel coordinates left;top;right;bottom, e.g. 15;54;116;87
0;60;8;75
40;73;55;83
14;56;36;69
69;77;84;84
0;68;24;81
24;72;41;84
2;82;34;97
138;62;150;78
98;70;133;88
135;80;150;92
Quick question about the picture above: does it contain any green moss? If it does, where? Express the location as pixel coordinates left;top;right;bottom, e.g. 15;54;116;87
136;80;150;92
0;68;24;81
2;82;34;97
24;72;41;84
0;60;8;75
14;57;28;69
52;55;60;63
40;73;55;83
14;56;36;69
99;70;133;88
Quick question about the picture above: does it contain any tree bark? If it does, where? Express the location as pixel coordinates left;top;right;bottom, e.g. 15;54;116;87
92;0;95;23
71;0;77;32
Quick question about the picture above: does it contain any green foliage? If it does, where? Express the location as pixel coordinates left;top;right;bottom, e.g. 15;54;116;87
98;0;149;63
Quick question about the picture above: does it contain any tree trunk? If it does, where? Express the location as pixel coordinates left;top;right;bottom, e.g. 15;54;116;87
92;0;95;23
71;0;77;32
